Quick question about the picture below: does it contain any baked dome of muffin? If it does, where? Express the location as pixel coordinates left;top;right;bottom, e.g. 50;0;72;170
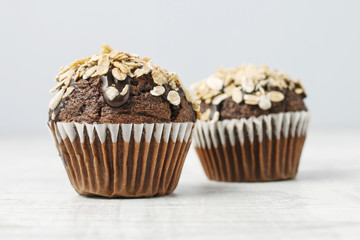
49;44;199;124
191;64;307;123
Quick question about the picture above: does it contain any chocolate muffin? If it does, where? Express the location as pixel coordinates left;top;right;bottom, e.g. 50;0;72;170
48;45;199;197
192;64;310;182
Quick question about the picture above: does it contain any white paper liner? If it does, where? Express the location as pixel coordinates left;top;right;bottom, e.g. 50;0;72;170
193;111;310;148
48;120;195;197
52;121;194;144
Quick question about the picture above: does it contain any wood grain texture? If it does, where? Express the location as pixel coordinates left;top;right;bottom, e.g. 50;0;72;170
0;130;360;240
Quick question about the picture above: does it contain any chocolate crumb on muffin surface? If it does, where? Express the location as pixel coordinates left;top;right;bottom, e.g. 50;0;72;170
191;64;307;122
49;44;199;124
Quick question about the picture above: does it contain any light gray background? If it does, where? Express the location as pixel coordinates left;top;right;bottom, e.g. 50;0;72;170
1;2;360;239
0;0;359;136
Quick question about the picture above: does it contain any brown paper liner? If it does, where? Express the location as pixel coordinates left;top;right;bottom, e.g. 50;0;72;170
195;135;306;182
193;111;309;182
48;121;193;198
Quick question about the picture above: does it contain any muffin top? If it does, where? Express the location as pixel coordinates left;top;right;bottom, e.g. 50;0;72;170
192;64;307;123
49;45;199;124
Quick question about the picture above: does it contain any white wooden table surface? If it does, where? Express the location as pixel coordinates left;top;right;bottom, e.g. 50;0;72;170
1;129;360;240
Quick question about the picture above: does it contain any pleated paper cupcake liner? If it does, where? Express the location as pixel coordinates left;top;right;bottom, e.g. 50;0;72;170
193;111;310;182
48;121;194;197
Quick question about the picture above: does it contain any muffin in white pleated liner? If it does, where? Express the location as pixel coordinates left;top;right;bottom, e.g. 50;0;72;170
48;121;194;197
193;111;310;182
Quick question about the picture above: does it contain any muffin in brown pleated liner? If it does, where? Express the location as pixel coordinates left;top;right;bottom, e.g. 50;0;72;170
48;121;194;198
193;111;310;182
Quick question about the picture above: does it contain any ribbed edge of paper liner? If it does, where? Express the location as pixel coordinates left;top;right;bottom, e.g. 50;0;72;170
48;121;194;198
193;111;310;182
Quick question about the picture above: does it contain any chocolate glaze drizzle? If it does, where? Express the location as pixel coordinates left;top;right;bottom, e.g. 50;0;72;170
101;69;131;107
